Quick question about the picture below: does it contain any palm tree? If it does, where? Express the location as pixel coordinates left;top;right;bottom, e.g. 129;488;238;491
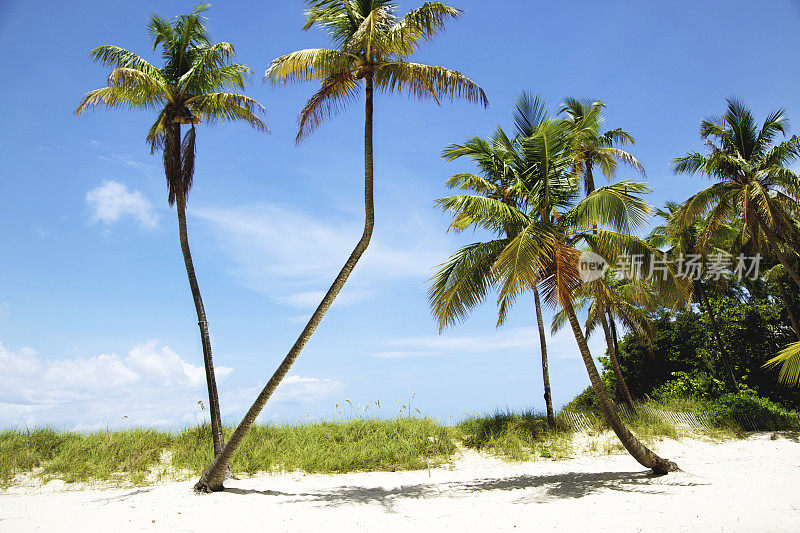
559;98;649;402
193;0;486;493
552;270;656;408
559;98;644;196
492;182;680;473
431;93;568;425
433;94;679;471
75;4;267;457
673;98;800;289
648;202;740;391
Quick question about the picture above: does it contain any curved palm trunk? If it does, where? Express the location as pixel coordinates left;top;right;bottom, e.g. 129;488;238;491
563;299;678;474
599;308;635;408
778;278;800;340
194;75;376;493
696;281;739;393
167;122;224;456
533;288;555;426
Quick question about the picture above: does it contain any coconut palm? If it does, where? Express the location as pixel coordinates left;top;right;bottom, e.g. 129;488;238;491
672;98;800;289
491;182;680;473
431;93;570;425
433;93;679;471
648;202;740;391
552;270;656;408
75;4;267;457
559;98;644;196
193;0;486;493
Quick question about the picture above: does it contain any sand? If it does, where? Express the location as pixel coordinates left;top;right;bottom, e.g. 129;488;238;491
1;433;799;532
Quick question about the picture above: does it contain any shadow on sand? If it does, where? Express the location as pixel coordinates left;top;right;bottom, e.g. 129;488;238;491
221;470;707;511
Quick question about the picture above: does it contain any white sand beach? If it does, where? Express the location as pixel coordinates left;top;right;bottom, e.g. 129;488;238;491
2;433;798;532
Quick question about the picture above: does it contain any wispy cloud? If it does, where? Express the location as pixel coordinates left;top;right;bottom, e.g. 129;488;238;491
371;326;606;360
86;180;158;230
192;201;450;301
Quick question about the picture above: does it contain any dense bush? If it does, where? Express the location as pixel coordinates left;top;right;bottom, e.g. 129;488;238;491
607;294;800;409
651;371;726;402
707;392;799;430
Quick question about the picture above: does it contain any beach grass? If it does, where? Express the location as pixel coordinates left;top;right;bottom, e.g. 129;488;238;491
0;401;789;488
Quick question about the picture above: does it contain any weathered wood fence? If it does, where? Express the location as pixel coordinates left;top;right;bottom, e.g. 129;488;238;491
560;404;800;432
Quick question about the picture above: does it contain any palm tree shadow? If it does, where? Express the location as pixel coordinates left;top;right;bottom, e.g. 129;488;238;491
92;488;153;503
226;470;707;512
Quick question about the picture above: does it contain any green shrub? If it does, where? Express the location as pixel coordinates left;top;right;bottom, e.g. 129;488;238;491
455;410;572;461
651;371;726;402
707;392;799;430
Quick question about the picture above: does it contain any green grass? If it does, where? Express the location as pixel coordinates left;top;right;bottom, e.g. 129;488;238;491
2;400;787;488
171;418;455;475
454;410;574;461
0;418;455;488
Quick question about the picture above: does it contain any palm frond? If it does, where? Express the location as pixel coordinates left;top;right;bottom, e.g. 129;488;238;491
763;341;800;386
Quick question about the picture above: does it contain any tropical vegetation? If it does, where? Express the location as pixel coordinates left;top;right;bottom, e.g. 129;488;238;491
57;1;800;497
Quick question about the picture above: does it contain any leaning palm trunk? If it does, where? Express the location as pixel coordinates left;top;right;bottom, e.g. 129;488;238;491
168;122;225;456
599;309;635;408
194;76;376;493
564;300;678;474
533;288;555;425
696;282;739;393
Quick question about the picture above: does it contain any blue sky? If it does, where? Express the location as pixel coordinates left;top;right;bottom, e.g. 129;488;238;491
1;0;799;430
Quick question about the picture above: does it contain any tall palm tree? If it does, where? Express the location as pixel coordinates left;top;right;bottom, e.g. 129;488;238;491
492;182;680;473
559;98;644;196
432;94;680;472
648;202;740;391
193;0;486;493
75;4;267;457
431;93;569;425
559;98;649;400
673;98;800;289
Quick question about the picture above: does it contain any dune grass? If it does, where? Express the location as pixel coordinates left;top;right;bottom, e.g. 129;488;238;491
0;401;782;488
0;418;455;488
171;418;455;475
455;410;575;460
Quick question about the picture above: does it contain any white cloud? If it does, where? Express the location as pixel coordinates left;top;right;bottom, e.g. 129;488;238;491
86;180;158;230
371;326;606;360
0;338;345;429
0;339;232;429
274;375;343;405
192;201;450;301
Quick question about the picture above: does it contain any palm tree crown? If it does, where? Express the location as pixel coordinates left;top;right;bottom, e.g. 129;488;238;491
266;0;488;143
672;98;800;256
559;98;644;195
76;3;267;204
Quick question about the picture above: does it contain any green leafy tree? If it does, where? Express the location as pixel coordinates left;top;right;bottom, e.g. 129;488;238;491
75;4;267;457
194;0;486;493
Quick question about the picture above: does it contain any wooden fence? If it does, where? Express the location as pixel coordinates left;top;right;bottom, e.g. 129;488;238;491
560;404;800;433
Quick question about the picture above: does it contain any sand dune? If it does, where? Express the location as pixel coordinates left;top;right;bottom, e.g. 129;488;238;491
2;433;799;532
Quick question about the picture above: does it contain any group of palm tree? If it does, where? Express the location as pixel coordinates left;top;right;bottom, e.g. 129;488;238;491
75;1;800;493
77;1;485;492
430;92;800;475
